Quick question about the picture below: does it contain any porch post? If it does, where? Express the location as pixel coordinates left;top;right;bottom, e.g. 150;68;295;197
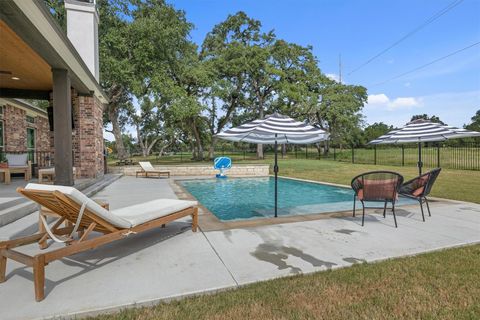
52;69;74;186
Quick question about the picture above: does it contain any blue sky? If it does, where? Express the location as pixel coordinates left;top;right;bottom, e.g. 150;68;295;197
171;0;480;128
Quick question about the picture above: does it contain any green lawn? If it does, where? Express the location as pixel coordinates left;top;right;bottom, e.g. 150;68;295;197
97;158;480;319
110;157;480;203
90;245;480;320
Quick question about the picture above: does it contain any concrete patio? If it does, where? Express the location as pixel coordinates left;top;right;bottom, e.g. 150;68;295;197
0;176;479;320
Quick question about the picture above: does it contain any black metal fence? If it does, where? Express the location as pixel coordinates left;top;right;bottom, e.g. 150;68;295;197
151;142;480;171
334;142;480;171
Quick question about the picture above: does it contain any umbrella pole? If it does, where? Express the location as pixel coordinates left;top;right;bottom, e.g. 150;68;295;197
274;134;278;218
418;142;422;176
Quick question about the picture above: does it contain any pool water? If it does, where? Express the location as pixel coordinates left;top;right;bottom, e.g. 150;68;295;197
180;177;415;221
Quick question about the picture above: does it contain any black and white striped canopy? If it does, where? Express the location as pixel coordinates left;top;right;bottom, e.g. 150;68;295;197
216;113;329;144
369;119;480;144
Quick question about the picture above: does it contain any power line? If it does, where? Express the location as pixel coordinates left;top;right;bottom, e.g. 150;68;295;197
348;0;464;75
371;41;480;87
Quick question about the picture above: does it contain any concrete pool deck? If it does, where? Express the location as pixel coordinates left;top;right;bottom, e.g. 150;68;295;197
0;176;479;320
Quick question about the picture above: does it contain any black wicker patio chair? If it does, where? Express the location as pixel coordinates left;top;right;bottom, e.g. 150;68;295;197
351;171;404;228
399;168;441;221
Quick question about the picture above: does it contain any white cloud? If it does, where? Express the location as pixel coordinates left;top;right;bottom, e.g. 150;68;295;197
366;93;422;111
389;97;421;110
404;82;411;87
367;93;389;105
363;90;479;128
326;73;340;82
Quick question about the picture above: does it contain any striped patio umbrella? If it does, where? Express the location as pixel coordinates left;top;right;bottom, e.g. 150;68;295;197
216;113;329;217
368;119;480;175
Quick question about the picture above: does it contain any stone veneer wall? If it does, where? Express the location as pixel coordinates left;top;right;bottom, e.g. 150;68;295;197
110;164;270;177
2;103;50;152
72;90;105;178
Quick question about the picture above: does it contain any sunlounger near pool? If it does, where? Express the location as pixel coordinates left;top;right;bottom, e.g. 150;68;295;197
0;183;197;302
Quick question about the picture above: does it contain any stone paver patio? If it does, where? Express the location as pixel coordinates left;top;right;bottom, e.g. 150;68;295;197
0;176;479;320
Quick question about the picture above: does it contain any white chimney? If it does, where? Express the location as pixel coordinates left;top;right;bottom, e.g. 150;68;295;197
64;0;100;81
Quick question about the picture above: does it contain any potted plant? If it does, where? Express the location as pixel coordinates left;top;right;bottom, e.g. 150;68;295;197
0;153;8;168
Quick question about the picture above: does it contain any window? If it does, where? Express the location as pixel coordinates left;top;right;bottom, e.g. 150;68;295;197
27;127;36;163
26;115;36;124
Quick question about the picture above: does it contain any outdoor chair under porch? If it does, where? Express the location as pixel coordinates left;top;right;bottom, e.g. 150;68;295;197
351;171;404;228
399;168;441;221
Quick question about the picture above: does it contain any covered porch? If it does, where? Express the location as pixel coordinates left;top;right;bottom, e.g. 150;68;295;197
0;0;108;186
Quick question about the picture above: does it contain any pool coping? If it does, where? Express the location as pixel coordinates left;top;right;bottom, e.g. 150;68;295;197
171;175;453;232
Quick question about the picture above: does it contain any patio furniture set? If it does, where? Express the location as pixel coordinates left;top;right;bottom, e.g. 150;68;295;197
0;154;32;184
351;168;441;228
0;153;78;185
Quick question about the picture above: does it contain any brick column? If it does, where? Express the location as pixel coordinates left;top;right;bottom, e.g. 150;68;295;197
73;93;105;178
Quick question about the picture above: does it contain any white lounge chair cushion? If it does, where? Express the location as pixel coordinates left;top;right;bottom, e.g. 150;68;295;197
112;199;197;227
138;161;169;173
39;167;77;174
6;153;28;167
25;183;132;229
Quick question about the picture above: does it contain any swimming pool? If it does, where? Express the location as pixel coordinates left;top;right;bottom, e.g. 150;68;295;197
179;177;415;221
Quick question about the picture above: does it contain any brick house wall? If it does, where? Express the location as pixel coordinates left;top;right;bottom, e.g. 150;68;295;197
1;101;50;153
3;104;27;151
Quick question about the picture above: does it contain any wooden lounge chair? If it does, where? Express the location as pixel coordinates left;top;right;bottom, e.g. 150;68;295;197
0;183;198;302
351;171;404;227
399;168;441;221
136;161;170;178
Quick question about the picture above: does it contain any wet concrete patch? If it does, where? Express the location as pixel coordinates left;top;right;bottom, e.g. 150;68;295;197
334;229;357;235
251;243;336;274
343;257;366;264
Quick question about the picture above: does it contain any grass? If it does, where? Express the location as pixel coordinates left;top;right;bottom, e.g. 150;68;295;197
110;156;480;203
98;157;480;319
90;244;480;320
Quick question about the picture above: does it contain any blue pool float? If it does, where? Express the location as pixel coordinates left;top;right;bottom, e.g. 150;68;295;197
214;157;232;178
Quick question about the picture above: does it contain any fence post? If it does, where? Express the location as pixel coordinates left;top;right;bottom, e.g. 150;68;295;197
374;146;377;165
401;145;405;166
352;145;355;164
437;144;440;168
305;145;308;159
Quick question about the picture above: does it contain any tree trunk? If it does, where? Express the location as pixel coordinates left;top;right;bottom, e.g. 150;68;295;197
209;136;217;160
191;119;203;161
108;106;127;160
146;138;160;156
256;106;264;159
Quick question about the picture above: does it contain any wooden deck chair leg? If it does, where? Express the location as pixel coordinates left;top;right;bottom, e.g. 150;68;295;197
33;255;45;302
0;251;6;283
383;201;387;218
192;207;198;232
38;215;48;250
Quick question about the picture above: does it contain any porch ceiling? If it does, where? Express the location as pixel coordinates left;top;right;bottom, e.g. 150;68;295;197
0;20;53;91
